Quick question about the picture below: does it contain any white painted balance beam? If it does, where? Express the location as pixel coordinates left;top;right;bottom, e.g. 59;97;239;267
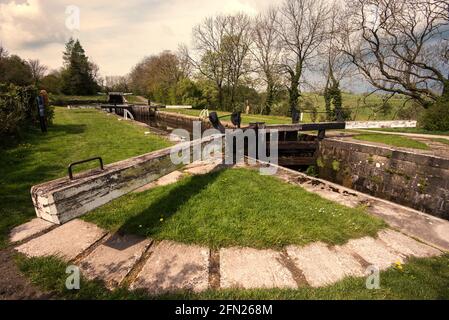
345;120;417;129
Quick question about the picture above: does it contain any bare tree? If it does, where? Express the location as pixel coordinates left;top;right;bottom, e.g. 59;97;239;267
320;1;355;120
177;44;193;79
277;0;331;115
190;15;228;109
341;0;449;108
0;45;7;60
27;59;48;86
222;13;253;109
105;76;130;92
252;7;284;115
189;13;253;110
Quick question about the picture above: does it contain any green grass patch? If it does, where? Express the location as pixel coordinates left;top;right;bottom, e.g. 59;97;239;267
353;133;429;150
370;128;449;136
17;253;449;300
84;168;385;249
0;108;172;248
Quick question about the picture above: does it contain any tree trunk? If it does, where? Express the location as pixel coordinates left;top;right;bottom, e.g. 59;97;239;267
289;62;302;115
264;82;274;115
217;85;224;110
442;79;449;102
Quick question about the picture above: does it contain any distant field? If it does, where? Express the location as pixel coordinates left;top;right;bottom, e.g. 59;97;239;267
165;92;414;124
164;109;292;125
49;95;144;105
51;95;107;101
369;128;449;136
50;92;414;122
301;92;413;122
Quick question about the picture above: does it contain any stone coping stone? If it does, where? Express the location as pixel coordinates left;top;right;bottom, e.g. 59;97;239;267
322;139;449;170
9;218;55;243
130;241;209;294
286;242;365;287
341;236;403;270
79;234;152;289
15;220;106;261
220;247;297;289
377;229;441;258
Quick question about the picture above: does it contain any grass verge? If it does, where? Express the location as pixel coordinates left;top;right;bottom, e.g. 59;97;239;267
84;168;385;249
353;133;429;150
0;107;172;248
16;254;449;300
432;138;449;146
370;128;449;136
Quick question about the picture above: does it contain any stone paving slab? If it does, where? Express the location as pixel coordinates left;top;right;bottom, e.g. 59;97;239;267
79;234;151;288
341;236;404;270
130;241;209;294
134;170;184;192
286;242;365;287
15;220;106;261
220;247;297;289
9;218;55;243
377;229;442;258
184;163;221;176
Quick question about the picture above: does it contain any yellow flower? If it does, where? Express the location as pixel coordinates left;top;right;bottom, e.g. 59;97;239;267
395;261;403;271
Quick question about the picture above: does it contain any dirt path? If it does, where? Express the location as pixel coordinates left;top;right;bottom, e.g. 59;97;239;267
0;248;52;300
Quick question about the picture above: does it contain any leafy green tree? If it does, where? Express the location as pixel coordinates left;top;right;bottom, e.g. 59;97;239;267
61;38;99;95
0;54;33;86
41;70;63;94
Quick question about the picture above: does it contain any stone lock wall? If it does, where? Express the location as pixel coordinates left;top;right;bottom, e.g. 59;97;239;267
317;139;449;220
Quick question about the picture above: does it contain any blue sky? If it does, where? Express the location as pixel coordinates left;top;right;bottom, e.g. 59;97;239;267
0;0;272;76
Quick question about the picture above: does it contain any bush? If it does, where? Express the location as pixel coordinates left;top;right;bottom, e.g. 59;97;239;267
420;98;449;131
0;83;53;137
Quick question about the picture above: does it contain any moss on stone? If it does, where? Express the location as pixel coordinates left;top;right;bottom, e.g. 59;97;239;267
332;160;341;172
317;157;325;168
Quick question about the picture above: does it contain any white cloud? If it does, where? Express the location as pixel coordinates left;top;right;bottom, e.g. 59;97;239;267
0;0;273;77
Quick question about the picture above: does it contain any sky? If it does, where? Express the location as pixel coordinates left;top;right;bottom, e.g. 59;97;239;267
0;0;273;77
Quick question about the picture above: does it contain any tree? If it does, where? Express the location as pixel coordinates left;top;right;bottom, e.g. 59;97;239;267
188;14;253;111
27;59;48;86
341;0;449;108
0;54;33;86
104;76;130;93
61;38;99;95
321;1;354;121
251;7;284;115
129;51;189;103
277;0;331;116
222;13;253;110
0;45;7;60
190;15;229;109
41;70;63;94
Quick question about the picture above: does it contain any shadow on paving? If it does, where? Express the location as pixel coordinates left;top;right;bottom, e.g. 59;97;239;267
116;170;225;237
